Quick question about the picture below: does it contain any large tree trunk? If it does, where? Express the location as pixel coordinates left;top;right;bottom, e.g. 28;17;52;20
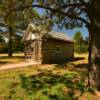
93;27;100;90
92;0;100;90
8;27;13;57
87;28;94;86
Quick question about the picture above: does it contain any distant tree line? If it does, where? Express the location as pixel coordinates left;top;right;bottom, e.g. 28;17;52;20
73;31;89;53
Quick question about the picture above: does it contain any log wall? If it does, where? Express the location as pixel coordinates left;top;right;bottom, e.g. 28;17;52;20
24;38;74;64
41;38;74;64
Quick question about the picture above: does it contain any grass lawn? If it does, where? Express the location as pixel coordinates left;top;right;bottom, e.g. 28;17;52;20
0;53;25;66
0;53;99;100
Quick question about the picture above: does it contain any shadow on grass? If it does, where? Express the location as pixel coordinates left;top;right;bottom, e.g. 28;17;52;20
73;63;88;69
0;56;24;59
66;57;85;62
0;61;12;65
55;57;85;68
0;55;25;65
19;70;86;100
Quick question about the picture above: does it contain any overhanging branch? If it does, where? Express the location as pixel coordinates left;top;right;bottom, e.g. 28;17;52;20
6;4;89;25
32;5;89;25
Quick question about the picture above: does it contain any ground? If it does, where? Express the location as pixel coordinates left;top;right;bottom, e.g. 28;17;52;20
0;53;24;66
0;53;100;100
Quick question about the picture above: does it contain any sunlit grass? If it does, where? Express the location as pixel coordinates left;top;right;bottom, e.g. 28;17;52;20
0;53;99;99
0;53;24;65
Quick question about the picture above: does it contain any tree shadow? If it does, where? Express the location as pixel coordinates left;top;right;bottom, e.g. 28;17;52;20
0;56;25;59
66;57;85;62
72;63;88;69
0;55;25;65
55;57;85;68
0;61;12;65
19;70;86;99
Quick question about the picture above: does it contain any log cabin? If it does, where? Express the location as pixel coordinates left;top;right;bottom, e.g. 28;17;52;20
22;23;74;64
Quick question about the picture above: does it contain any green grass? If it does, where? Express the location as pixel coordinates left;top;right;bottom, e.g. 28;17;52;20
0;66;99;100
0;53;99;100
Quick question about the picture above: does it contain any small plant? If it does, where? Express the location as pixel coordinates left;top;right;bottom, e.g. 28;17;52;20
86;86;95;94
66;90;76;100
76;79;85;96
65;71;78;79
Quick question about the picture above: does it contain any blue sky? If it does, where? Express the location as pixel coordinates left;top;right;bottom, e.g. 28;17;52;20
34;8;89;39
52;25;89;39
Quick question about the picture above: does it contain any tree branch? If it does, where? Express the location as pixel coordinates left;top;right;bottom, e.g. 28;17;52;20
6;4;89;25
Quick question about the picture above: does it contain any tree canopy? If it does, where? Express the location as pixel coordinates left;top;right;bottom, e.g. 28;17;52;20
73;31;89;53
0;0;40;56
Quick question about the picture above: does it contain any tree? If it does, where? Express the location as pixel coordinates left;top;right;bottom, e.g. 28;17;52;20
73;31;83;53
0;0;39;57
73;32;83;44
73;31;89;53
30;0;100;89
1;0;100;89
12;33;24;52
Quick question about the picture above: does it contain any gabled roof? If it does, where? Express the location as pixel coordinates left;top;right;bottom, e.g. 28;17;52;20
46;31;74;42
22;23;74;43
22;23;47;41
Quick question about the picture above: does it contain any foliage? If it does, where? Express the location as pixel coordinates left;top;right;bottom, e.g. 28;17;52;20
0;34;24;53
0;0;40;56
12;34;24;52
73;31;83;44
73;31;89;53
0;67;97;100
0;35;8;53
0;42;7;53
31;0;90;30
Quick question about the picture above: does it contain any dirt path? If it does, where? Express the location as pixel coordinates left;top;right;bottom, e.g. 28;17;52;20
0;61;37;71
